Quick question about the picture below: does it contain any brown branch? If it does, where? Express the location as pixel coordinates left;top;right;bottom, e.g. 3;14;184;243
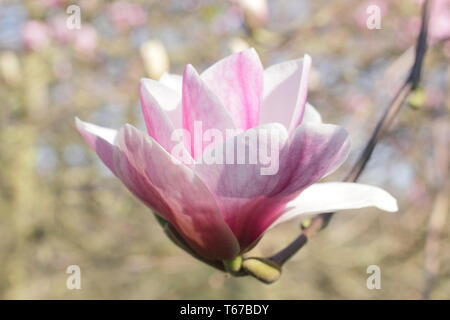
422;118;450;299
422;187;449;299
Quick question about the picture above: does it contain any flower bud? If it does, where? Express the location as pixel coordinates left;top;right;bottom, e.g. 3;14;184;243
223;256;243;275
242;257;281;284
140;39;170;80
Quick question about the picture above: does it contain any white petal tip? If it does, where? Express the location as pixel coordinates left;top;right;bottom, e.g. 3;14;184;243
75;118;117;144
75;117;86;130
303;54;312;65
140;77;156;89
379;195;399;213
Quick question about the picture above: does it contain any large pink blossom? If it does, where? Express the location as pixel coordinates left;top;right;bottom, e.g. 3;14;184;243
76;49;397;261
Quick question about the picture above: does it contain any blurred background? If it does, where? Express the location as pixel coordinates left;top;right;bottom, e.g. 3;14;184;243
0;0;449;299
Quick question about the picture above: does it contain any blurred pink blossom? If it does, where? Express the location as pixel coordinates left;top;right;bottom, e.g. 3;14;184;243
407;179;430;206
73;25;99;56
40;0;64;8
108;1;148;30
410;0;450;43
425;87;446;109
341;92;371;114
212;7;242;34
50;15;74;44
21;20;51;51
428;0;450;42
48;16;99;56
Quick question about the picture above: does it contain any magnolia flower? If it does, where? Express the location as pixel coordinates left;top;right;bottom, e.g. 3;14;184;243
76;49;397;262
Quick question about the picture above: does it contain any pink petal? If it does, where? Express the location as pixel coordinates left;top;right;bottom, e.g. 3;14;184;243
241;123;350;247
201;48;263;130
182;64;236;158
278;122;350;196
195;122;350;250
195;123;290;212
140;80;175;148
76;118;239;260
303;103;322;123
113;125;240;260
141;77;182;129
260;55;311;132
75;118;117;173
140;79;193;164
159;72;182;93
195;123;291;249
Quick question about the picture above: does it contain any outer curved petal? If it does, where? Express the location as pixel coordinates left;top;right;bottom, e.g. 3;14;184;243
159;72;182;93
115;125;240;260
260;55;311;131
140;79;185;155
77;119;240;260
75;118;117;173
141;77;182;129
247;123;351;238
278;122;350;196
270;182;398;229
201;48;263;130
182;64;236;158
245;122;350;247
302;103;322;123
